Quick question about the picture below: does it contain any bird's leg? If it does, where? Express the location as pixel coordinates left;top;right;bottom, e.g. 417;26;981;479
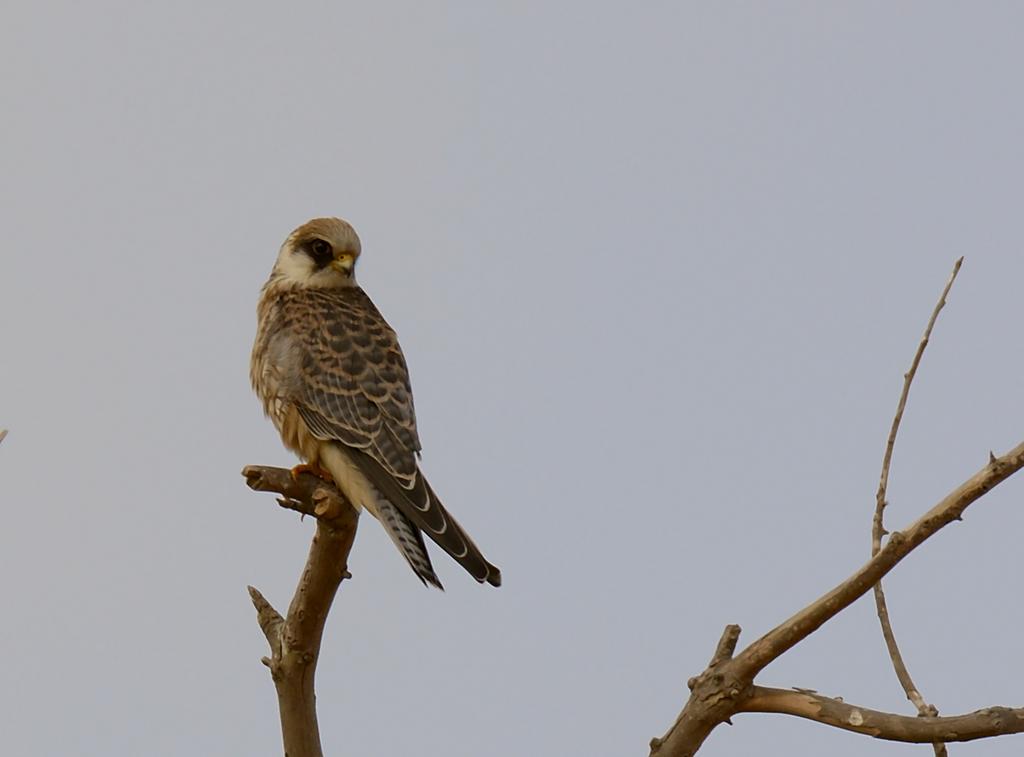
290;462;335;483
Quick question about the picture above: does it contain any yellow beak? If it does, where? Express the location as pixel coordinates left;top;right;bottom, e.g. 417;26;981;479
330;254;354;274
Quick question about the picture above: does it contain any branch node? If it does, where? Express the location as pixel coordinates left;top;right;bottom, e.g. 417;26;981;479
277;496;314;517
312;486;347;520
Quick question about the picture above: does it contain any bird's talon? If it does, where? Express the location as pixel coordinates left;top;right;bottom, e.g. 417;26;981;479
290;462;334;483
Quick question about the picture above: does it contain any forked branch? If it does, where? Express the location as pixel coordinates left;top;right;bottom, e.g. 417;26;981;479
243;465;360;757
650;441;1024;757
650;259;1024;756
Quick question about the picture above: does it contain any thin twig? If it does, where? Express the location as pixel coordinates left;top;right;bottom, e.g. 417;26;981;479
874;258;964;548
0;429;7;446
872;257;963;756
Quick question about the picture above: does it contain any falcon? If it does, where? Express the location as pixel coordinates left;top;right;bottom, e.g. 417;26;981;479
251;217;501;588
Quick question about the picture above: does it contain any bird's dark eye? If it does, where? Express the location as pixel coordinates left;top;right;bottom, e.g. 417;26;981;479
307;239;333;268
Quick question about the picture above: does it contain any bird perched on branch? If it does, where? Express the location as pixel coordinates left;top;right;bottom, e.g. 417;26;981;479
251;217;501;588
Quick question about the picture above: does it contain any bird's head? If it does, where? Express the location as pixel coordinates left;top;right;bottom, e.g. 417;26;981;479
271;217;362;288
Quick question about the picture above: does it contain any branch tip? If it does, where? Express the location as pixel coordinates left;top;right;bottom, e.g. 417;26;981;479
708;624;742;667
242;465;262;488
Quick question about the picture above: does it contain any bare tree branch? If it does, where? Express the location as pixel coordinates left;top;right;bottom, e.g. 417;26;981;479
738;442;1024;674
741;686;1024;743
0;429;7;446
871;257;962;756
650;441;1024;757
243;465;360;757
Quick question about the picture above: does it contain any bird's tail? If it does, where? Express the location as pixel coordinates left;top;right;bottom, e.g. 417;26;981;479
349;448;502;586
318;442;444;588
374;496;444;589
418;477;502;587
320;442;501;588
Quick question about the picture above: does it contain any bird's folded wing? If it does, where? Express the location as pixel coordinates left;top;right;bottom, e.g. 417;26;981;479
282;289;501;586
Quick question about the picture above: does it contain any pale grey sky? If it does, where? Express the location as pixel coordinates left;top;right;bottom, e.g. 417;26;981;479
2;3;1023;756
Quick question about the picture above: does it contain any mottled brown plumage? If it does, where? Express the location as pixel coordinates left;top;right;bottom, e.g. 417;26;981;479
251;217;501;588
